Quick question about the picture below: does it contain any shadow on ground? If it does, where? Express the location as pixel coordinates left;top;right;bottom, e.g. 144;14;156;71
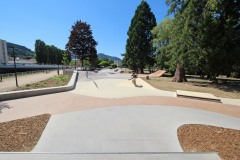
0;103;12;113
189;80;240;93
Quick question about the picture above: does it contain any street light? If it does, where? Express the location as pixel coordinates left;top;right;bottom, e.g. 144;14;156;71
8;47;18;87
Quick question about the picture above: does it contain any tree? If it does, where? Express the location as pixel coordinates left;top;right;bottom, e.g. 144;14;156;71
35;39;46;64
66;20;98;68
165;0;240;82
35;40;64;65
62;50;70;66
88;52;98;68
124;0;156;73
98;58;113;68
152;18;173;71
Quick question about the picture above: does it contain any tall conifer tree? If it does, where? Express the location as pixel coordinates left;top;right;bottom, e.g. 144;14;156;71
125;0;156;73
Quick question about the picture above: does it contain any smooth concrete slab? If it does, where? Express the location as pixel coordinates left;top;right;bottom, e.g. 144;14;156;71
0;153;221;160
221;98;240;107
177;90;221;102
33;105;240;153
71;78;176;98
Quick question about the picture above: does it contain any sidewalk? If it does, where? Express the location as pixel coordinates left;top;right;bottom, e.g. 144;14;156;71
0;70;62;92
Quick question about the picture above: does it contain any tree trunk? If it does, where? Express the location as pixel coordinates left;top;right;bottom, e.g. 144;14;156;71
81;59;84;69
172;63;188;82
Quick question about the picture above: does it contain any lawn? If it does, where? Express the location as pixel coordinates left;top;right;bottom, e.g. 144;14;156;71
142;76;240;99
13;74;72;91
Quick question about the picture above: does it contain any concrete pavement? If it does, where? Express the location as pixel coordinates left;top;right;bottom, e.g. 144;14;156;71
71;78;176;98
33;105;240;153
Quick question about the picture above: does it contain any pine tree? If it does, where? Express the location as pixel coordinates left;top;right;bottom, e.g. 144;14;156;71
66;20;98;68
124;0;156;73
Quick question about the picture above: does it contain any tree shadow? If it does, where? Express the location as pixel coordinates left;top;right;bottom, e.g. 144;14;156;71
0;102;12;113
189;80;240;93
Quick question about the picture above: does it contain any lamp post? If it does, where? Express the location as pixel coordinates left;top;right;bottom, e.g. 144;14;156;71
9;47;18;87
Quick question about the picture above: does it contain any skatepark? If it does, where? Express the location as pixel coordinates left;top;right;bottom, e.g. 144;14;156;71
0;69;240;160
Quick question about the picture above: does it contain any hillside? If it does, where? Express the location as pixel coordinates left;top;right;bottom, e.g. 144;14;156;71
7;42;35;58
97;53;121;61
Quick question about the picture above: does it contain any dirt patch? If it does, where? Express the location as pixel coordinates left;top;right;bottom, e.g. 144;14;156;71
0;114;51;152
142;77;240;99
178;124;240;160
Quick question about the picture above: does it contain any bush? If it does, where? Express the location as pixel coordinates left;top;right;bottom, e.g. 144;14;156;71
111;64;117;68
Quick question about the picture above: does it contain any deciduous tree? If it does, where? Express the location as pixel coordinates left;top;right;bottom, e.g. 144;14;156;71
66;20;98;68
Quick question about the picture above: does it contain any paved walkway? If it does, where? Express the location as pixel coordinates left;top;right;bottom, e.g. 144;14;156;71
0;70;62;92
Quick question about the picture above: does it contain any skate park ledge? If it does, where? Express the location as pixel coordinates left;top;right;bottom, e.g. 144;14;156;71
176;90;221;103
0;71;78;101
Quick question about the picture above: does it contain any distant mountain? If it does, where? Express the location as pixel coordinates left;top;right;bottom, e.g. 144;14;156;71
97;53;121;61
7;42;35;58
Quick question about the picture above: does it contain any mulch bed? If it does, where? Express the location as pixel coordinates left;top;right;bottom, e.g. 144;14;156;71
178;124;240;160
0;114;51;152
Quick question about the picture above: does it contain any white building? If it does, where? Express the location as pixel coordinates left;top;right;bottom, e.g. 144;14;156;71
114;60;122;67
0;39;9;65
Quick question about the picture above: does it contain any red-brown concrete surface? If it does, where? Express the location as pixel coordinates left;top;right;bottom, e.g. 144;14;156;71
0;91;239;122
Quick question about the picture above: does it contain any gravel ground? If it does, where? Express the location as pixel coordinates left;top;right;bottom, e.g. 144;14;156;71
178;124;240;160
0;114;50;152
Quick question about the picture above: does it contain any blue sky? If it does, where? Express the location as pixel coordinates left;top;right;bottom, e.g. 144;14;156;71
1;0;169;59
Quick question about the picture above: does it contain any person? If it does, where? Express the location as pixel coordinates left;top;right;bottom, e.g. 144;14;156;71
131;72;137;86
85;70;88;78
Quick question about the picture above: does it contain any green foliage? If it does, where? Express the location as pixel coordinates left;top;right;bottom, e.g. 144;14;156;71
34;40;64;65
69;60;77;66
66;20;98;67
153;0;240;78
99;61;110;68
35;40;46;64
62;50;70;66
111;64;117;69
151;17;173;70
124;1;156;73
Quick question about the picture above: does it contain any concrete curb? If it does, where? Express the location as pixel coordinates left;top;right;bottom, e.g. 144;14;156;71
0;152;222;160
0;71;78;101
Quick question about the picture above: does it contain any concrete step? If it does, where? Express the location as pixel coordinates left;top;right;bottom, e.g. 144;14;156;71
176;90;221;103
0;152;221;160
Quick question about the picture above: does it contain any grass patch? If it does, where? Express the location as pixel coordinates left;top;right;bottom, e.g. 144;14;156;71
14;74;72;91
142;76;240;99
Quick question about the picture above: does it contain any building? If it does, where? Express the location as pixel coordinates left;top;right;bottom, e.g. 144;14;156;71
114;60;122;67
0;39;9;65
